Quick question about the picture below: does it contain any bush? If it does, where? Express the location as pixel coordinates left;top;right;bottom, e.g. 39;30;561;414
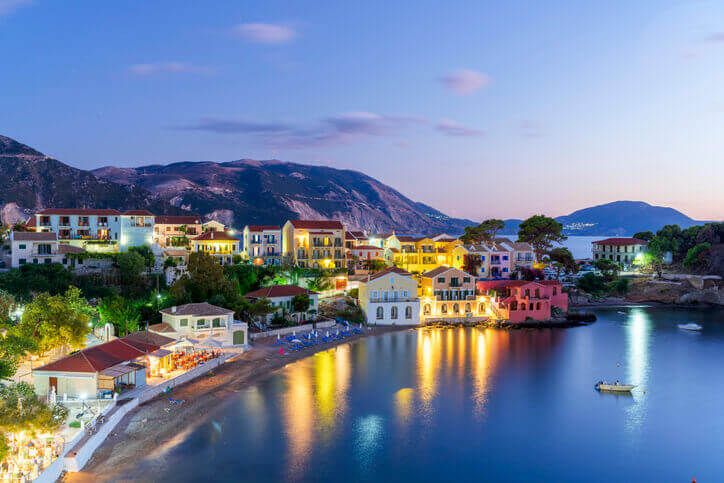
608;278;630;295
576;273;608;295
69;420;81;429
347;288;359;299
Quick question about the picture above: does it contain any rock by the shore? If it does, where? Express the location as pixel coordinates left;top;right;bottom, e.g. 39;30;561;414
626;275;723;306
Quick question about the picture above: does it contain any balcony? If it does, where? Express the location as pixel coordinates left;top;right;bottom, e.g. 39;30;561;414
369;297;418;303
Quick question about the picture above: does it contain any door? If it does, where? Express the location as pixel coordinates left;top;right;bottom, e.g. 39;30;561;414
233;330;245;345
49;377;58;394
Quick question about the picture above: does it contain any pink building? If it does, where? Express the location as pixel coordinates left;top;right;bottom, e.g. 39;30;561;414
476;280;568;323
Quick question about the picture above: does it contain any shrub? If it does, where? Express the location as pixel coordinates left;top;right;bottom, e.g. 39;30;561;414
576;273;608;295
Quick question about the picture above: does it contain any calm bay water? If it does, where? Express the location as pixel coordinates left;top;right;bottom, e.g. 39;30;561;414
127;307;724;482
501;234;607;259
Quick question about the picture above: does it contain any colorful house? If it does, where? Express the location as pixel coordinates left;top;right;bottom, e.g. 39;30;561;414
281;220;346;268
358;267;420;325
386;235;458;273
190;230;241;265
476;280;567;322
452;238;535;279
151;302;249;346
243;225;282;266
419;266;488;321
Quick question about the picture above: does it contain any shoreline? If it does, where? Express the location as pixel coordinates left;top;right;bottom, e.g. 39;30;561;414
63;326;409;482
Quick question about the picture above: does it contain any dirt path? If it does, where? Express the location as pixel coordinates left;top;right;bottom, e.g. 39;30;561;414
64;326;407;482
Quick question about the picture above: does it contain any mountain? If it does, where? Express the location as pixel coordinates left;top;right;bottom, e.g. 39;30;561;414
0;135;179;224
0;134;472;233
503;201;706;236
92;160;474;233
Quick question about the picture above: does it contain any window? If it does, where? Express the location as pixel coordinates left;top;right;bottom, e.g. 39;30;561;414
18;244;26;250
391;306;398;319
437;277;445;283
521;303;526;310
19;258;26;265
463;277;470;283
465;303;471;313
376;307;384;319
371;290;379;300
44;258;52;264
479;303;485;313
197;318;207;328
390;276;395;284
180;318;189;327
441;304;448;314
503;267;508;272
212;318;222;328
405;306;412;319
453;303;460;314
502;255;508;260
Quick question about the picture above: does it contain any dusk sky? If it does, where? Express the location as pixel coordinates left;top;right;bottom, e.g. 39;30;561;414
2;0;723;221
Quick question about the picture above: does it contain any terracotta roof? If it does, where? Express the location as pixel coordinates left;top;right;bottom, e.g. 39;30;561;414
36;208;121;216
367;266;412;281
59;244;85;254
345;231;366;239
352;245;382;250
396;236;425;243
160;302;234;317
421;266;456;278
193;231;239;241
289;220;344;230
246;225;281;231
592;238;648;246
155;215;202;225
124;331;176;347
477;280;539;290
33;334;171;374
123;210;154;216
244;285;317;298
147;322;177;334
12;231;57;241
25;217;37;227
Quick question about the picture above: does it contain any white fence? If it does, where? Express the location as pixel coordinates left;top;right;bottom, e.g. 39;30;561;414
250;319;337;340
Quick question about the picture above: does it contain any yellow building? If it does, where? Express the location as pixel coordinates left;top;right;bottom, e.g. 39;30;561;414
386;234;459;273
153;215;202;248
281;220;346;268
190;230;240;265
418;266;491;322
358;267;420;325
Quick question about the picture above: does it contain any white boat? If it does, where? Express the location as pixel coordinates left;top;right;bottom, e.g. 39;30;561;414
678;323;702;331
595;381;636;392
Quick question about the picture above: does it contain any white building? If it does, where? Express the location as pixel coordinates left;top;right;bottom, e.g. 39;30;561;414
151;302;249;346
244;285;320;323
243;225;282;266
592;237;648;267
9;231;84;268
358;267;420;326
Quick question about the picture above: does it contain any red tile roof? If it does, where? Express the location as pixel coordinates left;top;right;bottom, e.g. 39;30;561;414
36;208;121;216
12;231;57;241
352;245;382;250
345;231;366;239
367;266;412;281
123;210;154;216
155;215;202;225
244;285;317;298
246;225;281;231
34;334;173;374
193;231;239;241
477;280;537;290
289;220;344;230
25;217;37;227
592;238;648;246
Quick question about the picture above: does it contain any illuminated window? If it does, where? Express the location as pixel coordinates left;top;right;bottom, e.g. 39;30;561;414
376;307;384;319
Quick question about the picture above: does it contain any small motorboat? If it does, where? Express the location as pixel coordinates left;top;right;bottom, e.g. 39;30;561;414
678;323;703;331
595;381;636;392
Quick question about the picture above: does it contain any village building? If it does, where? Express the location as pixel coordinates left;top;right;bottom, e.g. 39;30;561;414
201;220;226;232
592;237;648;266
476;279;567;323
244;285;319;323
347;244;387;270
8;231;83;268
419;266;488;321
153;215;202;248
31;332;175;399
190;230;240;265
242;225;282;266
344;230;369;249
151;302;249;346
358;267;420;325
281;220;346;268
385;234;458;273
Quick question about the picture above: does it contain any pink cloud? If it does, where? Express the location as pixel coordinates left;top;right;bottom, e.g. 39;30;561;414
439;69;491;95
232;23;296;44
128;62;213;76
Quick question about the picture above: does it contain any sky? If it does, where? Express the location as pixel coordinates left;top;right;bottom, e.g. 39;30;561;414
1;0;723;222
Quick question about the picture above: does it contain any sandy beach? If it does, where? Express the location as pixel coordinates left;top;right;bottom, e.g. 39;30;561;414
63;326;407;482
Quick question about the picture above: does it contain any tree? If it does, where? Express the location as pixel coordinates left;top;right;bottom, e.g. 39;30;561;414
128;245;155;271
683;243;711;273
576;273;608;295
0;332;36;380
0;264;74;302
0;290;16;327
517;215;566;261
633;231;655;242
548;247;576;279
291;293;311;313
461;219;505;244
98;295;141;336
306;271;333;292
594;258;620;282
117;251;146;286
15;287;93;356
0;382;68;462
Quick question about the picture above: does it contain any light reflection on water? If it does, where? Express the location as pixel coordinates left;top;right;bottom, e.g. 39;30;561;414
120;307;724;482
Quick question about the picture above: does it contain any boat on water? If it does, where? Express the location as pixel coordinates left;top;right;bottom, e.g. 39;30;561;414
678;323;703;331
595;381;636;392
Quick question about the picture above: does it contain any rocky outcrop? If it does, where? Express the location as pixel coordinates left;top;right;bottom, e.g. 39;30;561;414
626;276;723;306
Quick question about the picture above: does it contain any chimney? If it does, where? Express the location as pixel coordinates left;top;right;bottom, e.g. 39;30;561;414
171;306;177;313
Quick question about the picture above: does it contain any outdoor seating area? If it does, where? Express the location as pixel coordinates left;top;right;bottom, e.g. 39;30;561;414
273;322;364;352
168;349;222;372
0;433;64;482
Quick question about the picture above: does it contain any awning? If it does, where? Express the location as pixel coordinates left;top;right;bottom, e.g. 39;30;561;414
149;348;172;358
100;362;145;378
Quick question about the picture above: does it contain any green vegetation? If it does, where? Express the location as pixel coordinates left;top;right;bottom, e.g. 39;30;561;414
517;215;567;261
548;247;577;278
291;293;311;313
642;222;723;275
98;295;141;336
461;218;505;244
